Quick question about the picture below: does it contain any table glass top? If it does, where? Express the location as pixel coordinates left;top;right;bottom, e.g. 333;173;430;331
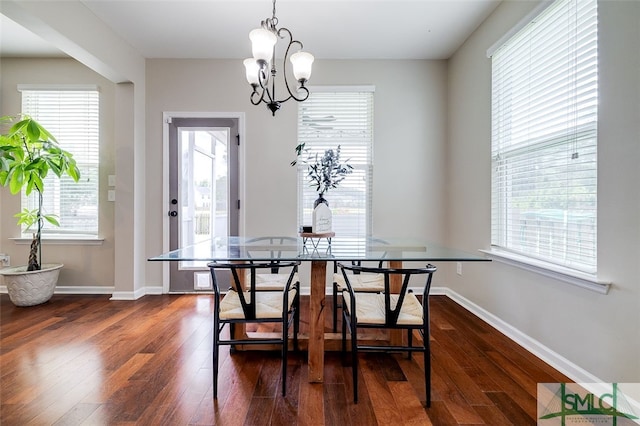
148;236;489;263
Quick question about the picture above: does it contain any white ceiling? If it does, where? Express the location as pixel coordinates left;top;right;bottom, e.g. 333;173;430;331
1;0;501;60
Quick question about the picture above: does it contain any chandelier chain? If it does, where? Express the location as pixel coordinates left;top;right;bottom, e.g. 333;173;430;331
269;0;278;28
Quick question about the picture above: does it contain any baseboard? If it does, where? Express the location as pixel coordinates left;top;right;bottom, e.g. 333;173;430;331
144;286;164;295
110;286;163;300
442;287;604;384
0;285;161;300
56;285;115;294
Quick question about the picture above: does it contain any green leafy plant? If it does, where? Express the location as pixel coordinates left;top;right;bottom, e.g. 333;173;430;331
292;143;353;196
0;115;81;271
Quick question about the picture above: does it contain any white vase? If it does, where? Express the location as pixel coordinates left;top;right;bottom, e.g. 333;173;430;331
1;263;63;307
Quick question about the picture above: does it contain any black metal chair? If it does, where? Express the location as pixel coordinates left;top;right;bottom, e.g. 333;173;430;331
331;260;385;332
339;262;437;407
208;260;301;398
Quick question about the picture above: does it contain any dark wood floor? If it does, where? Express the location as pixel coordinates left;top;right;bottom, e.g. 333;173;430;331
0;293;570;425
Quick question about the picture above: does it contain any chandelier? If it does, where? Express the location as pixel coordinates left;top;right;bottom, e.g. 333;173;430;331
243;0;314;116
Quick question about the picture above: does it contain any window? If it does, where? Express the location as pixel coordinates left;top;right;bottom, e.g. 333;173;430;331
20;86;100;237
297;87;374;236
490;0;598;274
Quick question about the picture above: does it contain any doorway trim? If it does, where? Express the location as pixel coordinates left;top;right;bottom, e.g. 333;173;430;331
161;111;246;293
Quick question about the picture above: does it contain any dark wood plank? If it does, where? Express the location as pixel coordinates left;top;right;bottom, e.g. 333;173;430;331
430;340;494;406
425;400;459;425
473;403;515;426
244;396;276;425
324;383;352;425
360;354;405;424
51;402;101;426
486;391;536;425
388;381;432;425
252;352;282;397
271;354;302;425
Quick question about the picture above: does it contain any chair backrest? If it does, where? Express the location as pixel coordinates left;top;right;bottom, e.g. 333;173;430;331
338;263;437;326
208;260;300;319
333;259;386;274
332;237;389;274
246;236;299;273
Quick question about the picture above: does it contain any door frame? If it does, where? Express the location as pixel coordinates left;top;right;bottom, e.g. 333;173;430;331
161;111;246;293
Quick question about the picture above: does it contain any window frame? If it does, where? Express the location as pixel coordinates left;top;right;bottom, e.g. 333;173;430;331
19;85;101;240
296;86;374;237
485;0;609;293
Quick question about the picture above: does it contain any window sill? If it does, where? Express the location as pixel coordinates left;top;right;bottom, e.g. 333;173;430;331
479;248;611;295
11;237;104;246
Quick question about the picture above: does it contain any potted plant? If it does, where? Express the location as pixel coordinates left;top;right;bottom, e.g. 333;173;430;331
0;115;80;306
292;143;353;207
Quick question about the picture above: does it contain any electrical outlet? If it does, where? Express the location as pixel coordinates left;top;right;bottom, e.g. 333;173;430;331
456;262;462;276
0;254;10;267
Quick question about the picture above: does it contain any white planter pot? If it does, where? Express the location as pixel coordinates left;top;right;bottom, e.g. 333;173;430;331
0;263;63;307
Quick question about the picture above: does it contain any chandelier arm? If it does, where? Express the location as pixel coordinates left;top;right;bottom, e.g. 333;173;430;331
278;28;310;103
293;85;310;102
256;61;280;115
249;68;269;106
256;65;276;104
249;86;265;106
270;59;278;103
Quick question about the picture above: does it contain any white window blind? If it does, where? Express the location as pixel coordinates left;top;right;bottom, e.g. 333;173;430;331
297;88;374;236
20;88;100;237
491;0;598;274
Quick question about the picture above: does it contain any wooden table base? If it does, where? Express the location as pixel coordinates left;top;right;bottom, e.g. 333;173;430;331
308;260;326;382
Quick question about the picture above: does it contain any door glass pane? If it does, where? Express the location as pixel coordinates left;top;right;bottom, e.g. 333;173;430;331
179;127;229;268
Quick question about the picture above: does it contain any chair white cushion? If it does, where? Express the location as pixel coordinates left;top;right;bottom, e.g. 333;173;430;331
245;271;300;291
219;289;297;320
343;292;424;325
334;272;385;292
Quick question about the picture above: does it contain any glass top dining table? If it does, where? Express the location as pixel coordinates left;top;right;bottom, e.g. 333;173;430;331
149;235;490;382
148;235;488;263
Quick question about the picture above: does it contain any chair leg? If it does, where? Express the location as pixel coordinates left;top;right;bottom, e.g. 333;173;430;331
351;318;358;403
282;315;288;396
229;323;236;353
294;290;300;352
333;281;339;332
407;328;413;360
213;317;220;399
341;309;347;362
424;326;431;407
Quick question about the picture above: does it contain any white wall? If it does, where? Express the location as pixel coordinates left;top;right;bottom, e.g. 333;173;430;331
0;0;147;297
447;1;640;382
144;58;449;287
0;58;117;289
